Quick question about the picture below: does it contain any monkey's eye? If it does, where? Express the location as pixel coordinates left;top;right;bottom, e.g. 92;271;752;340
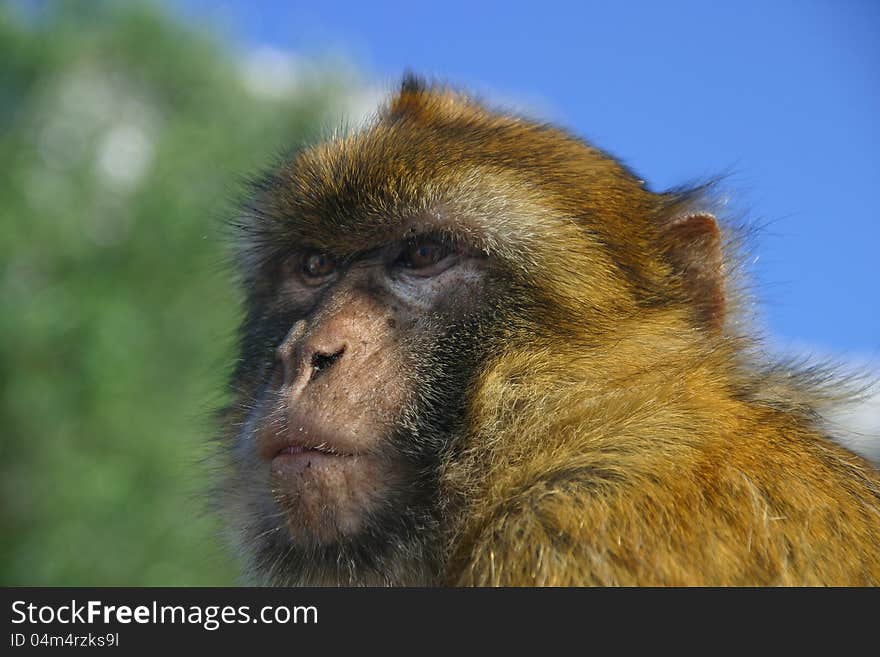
301;252;336;282
398;240;454;274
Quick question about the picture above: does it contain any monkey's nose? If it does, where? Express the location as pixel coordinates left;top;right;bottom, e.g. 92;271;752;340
308;346;346;383
275;333;346;391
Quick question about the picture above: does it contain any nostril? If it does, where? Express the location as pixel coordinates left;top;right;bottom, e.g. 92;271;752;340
309;347;345;382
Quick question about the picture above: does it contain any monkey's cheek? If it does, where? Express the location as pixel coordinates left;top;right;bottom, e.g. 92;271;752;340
268;453;392;545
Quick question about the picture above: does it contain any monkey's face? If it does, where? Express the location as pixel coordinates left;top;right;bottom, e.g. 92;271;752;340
228;230;492;580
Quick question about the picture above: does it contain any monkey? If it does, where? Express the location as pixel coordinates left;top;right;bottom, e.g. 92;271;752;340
216;75;880;586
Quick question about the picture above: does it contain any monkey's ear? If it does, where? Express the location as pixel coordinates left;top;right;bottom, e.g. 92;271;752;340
659;212;725;331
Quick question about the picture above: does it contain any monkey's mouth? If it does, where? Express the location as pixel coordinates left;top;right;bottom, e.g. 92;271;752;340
277;444;310;456
258;423;361;462
274;443;354;458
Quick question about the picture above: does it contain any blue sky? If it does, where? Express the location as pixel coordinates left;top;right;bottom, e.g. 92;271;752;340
176;0;879;357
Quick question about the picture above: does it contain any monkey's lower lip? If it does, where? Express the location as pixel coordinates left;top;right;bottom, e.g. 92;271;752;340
270;448;363;483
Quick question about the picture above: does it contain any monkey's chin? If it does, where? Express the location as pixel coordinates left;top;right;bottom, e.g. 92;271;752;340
268;451;393;546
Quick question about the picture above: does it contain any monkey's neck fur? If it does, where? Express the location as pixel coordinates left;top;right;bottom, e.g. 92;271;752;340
441;315;880;586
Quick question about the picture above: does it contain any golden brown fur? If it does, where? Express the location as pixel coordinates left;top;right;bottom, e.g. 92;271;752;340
227;76;880;586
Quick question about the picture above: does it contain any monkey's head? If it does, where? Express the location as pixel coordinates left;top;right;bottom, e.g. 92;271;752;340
218;77;727;585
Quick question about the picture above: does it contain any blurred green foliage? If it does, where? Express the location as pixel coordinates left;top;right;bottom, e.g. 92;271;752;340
0;1;346;584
